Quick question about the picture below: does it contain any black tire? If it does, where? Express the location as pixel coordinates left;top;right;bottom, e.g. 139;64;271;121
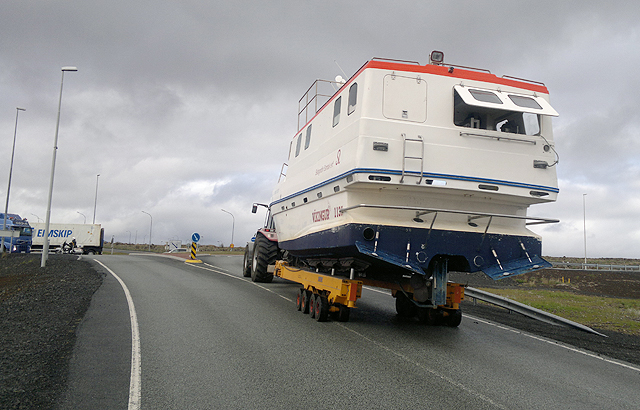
417;307;438;325
395;292;417;318
314;295;329;322
242;248;252;277
301;290;311;314
336;304;350;322
250;233;277;283
309;294;317;319
444;309;462;327
296;289;304;311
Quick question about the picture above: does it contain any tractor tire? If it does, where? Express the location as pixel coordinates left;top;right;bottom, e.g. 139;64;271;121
251;233;277;283
242;248;252;277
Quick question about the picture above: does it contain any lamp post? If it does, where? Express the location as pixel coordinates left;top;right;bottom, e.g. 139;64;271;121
141;211;152;251
126;230;131;244
30;214;42;223
42;66;77;267
583;193;587;266
77;211;86;224
221;209;235;249
93;174;100;223
2;107;26;253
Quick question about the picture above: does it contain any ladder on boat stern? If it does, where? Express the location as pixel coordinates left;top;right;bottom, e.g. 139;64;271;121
400;133;424;184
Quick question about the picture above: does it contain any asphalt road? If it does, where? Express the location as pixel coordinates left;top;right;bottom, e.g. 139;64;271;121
61;254;640;409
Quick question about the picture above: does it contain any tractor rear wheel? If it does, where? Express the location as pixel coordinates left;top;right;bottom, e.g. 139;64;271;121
251;233;277;283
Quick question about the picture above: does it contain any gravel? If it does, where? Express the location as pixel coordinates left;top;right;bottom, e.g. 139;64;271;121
0;254;103;410
1;254;638;409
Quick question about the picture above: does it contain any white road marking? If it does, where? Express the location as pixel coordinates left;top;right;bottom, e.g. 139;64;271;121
466;315;640;373
94;259;141;410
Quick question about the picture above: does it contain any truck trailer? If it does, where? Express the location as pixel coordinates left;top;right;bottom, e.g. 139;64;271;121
31;223;104;255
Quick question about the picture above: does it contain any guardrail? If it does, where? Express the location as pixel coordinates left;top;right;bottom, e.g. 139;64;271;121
465;287;607;337
551;263;640;271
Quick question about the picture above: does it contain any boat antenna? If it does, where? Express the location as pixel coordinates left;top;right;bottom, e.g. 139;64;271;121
334;60;348;79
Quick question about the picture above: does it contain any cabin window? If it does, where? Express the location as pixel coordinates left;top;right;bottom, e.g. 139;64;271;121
454;90;541;136
295;133;302;157
469;89;502;104
508;94;542;110
304;125;312;150
348;83;358;115
333;96;342;127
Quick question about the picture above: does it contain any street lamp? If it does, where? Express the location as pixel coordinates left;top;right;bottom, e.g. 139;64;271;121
141;210;152;251
42;66;77;267
221;209;235;249
2;107;26;253
126;230;131;244
30;214;42;223
583;193;587;266
93;174;100;223
77;211;86;224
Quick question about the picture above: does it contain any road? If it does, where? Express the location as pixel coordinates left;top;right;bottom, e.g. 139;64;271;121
61;254;640;409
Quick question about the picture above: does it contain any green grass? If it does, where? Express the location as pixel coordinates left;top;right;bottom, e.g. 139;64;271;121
477;288;640;336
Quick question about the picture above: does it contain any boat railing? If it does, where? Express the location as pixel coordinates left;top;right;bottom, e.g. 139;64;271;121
278;163;288;183
297;79;345;131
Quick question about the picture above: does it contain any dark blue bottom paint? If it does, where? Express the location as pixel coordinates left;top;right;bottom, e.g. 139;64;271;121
279;223;550;281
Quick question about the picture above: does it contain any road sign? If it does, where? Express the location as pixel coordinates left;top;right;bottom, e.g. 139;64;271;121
191;232;200;243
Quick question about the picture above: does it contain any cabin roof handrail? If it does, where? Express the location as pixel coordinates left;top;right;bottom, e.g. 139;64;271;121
340;203;559;225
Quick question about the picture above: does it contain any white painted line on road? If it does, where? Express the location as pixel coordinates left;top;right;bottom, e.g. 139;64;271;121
363;285;391;295
334;322;508;409
94;259;142;410
466;314;640;373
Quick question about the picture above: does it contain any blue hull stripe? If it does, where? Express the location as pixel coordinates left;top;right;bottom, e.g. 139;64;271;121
271;168;558;207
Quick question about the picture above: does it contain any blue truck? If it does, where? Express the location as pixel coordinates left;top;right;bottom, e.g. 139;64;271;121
0;213;32;253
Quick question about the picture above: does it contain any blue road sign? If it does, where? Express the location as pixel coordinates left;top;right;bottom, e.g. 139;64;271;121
192;232;200;243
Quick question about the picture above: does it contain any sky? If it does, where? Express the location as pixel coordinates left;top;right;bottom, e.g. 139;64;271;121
1;1;639;258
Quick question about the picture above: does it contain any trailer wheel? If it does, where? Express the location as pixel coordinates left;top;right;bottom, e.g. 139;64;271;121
314;295;329;322
309;294;317;319
296;289;304;311
417;307;438;325
301;290;312;314
242;249;252;277
395;292;417;318
336;304;350;322
444;309;462;327
251;233;277;283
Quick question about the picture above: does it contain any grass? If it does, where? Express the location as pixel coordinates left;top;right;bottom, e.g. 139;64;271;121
476;288;640;336
108;243;245;254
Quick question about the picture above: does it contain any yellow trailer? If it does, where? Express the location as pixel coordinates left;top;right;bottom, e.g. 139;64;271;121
273;260;464;325
274;261;362;322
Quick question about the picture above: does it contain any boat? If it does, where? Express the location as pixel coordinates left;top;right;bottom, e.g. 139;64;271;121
266;51;559;286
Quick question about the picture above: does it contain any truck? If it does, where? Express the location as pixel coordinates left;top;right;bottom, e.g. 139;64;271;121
0;213;32;253
244;51;559;325
31;223;104;255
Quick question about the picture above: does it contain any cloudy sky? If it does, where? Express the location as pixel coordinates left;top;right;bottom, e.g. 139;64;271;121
1;1;639;258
